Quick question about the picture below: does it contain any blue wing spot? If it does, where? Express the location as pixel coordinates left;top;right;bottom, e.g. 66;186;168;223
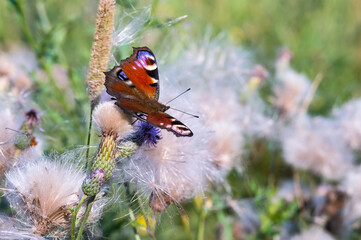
117;70;129;81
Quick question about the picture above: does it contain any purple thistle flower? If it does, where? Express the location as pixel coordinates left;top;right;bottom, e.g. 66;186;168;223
24;109;43;132
132;121;162;148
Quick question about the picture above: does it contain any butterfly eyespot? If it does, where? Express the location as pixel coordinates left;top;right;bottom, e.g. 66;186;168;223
117;70;129;81
138;51;157;70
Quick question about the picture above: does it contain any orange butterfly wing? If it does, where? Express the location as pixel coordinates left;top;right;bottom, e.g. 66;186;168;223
121;47;160;100
104;47;194;137
147;112;193;137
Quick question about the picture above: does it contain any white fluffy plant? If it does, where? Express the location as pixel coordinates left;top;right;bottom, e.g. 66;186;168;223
290;226;335;240
2;153;106;239
332;98;361;151
272;48;313;118
119;34;264;215
159;34;255;172
281;116;354;180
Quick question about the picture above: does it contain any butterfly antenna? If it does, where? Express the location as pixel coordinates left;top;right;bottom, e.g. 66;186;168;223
169;107;199;118
5;128;23;134
165;88;191;105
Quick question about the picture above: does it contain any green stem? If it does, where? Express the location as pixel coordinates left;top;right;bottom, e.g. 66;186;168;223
137;194;155;240
197;201;207;240
179;207;192;240
75;196;96;240
85;106;93;171
128;205;141;240
71;195;87;240
124;182;141;240
16;0;37;51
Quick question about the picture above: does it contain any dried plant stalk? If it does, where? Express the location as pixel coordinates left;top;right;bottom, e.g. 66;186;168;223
87;0;115;106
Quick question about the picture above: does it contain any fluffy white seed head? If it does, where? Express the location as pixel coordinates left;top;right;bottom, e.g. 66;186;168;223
281;116;354;180
159;35;253;171
4;152;106;237
273;69;311;117
290;226;335;240
194;87;244;171
0;46;36;95
0;216;45;240
333;98;361;150
93;101;133;138
340;166;361;225
0;108;18;159
123;116;222;212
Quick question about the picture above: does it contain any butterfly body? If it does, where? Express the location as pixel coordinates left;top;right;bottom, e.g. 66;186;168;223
104;47;193;137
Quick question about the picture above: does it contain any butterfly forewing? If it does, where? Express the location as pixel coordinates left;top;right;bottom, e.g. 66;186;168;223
104;66;137;99
121;47;160;100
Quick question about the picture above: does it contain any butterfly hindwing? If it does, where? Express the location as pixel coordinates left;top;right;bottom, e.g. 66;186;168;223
147;112;193;137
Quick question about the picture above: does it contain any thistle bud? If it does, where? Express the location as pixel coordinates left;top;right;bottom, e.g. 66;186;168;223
82;169;106;196
116;140;139;159
14;133;31;150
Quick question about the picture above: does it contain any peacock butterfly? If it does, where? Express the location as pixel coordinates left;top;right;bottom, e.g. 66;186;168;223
104;47;193;137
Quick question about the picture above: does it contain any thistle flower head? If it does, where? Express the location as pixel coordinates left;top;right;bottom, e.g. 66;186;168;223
159;35;253;171
276;47;293;72
0;46;35;94
92;101;133;138
273;68;311;117
0;108;18;156
82;169;106;196
4;152;105;238
281;116;354;180
340;166;361;225
24;109;42;133
332;98;361;150
0;216;45;240
124;118;222;212
131;121;162;148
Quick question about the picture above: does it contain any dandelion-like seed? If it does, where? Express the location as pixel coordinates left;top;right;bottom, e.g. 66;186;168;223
340;166;361;227
281;116;354;180
333;98;361;150
195;88;244;171
0;109;18;158
124;119;221;212
0;47;35;95
273;49;311;117
160;35;253;171
3;154;104;238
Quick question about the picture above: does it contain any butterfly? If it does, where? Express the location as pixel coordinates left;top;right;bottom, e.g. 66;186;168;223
104;46;193;137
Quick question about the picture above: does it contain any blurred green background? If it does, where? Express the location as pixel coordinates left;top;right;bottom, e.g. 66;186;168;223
1;0;361;239
2;0;360;114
